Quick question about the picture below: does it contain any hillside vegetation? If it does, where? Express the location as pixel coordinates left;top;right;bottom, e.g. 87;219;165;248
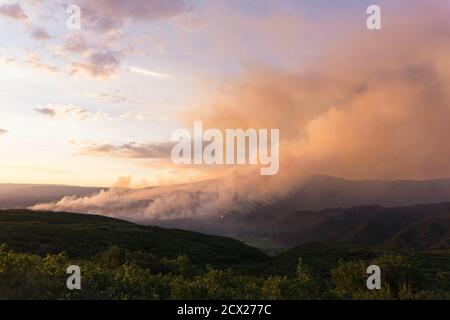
0;210;267;266
0;210;449;299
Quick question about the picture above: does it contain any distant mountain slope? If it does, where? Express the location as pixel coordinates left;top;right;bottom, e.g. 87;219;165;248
0;184;104;209
0;210;268;266
3;176;450;252
284;175;450;211
151;176;450;245
387;214;450;249
156;203;450;251
269;203;450;248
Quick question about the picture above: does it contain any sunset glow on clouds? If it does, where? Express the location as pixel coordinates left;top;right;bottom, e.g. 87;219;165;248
0;0;449;194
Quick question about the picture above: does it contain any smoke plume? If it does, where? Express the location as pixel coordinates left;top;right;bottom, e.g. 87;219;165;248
31;1;450;222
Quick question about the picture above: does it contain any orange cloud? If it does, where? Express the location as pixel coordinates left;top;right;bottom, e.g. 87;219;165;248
183;0;450;200
80;0;192;32
0;3;27;21
70;50;122;79
30;26;51;40
25;54;59;74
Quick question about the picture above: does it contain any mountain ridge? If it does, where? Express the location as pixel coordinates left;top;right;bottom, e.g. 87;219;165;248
0;209;268;266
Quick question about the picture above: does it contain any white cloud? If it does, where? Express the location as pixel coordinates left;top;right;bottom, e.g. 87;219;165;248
34;104;111;121
70;140;174;159
128;66;169;78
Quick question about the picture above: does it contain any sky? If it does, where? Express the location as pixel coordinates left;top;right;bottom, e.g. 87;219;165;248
0;0;449;191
